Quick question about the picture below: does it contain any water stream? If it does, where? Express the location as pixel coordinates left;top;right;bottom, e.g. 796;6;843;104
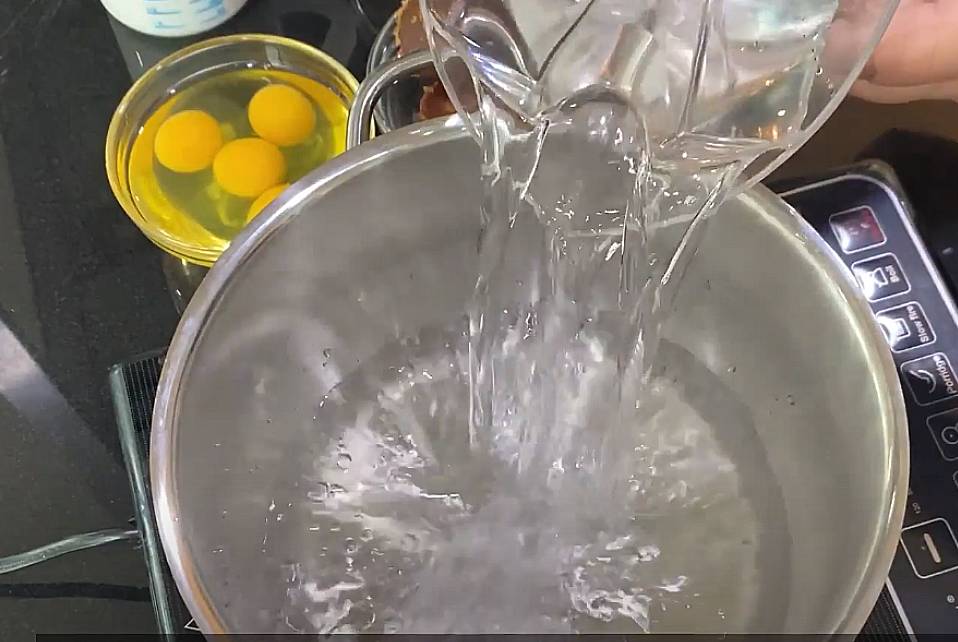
276;0;834;632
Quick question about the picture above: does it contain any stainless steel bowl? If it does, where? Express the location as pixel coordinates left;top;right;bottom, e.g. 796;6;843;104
152;116;907;633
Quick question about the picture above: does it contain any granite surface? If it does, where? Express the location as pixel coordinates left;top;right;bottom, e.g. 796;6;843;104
0;0;388;638
0;0;955;638
0;1;179;639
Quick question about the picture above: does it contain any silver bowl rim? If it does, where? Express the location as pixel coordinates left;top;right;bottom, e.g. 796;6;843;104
367;12;403;133
150;120;909;635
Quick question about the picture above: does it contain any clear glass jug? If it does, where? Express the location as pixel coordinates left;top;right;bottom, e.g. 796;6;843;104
421;0;899;185
416;0;899;442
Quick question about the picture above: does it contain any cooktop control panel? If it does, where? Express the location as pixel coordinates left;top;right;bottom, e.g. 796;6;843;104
779;163;958;635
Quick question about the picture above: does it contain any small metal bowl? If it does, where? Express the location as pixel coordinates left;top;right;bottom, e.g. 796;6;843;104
106;34;360;266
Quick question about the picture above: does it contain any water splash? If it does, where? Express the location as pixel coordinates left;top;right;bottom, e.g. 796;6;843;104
277;328;762;633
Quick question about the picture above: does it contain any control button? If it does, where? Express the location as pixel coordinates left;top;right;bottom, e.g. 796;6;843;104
830;206;886;254
876;302;936;352
928;409;958;461
901;352;958;406
851;254;910;302
901;518;958;579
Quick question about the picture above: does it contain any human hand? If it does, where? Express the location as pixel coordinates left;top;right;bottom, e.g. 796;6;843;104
854;0;958;103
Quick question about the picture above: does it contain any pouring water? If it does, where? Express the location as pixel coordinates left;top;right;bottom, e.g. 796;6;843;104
276;0;898;632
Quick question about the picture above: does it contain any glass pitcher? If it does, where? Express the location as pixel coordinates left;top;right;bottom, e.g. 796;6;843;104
420;0;899;185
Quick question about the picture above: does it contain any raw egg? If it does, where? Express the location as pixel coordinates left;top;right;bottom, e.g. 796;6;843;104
213;137;286;198
248;84;317;147
154;109;223;173
247;183;290;221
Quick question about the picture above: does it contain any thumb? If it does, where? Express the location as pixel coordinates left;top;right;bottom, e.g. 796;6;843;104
851;77;958;103
866;0;958;87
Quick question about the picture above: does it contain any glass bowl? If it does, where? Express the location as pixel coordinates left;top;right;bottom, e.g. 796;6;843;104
106;34;359;266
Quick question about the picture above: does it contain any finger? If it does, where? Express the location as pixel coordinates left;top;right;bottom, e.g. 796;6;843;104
851;77;958;103
823;1;900;85
868;0;958;87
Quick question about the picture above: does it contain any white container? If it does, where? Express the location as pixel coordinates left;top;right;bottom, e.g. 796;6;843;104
101;0;247;38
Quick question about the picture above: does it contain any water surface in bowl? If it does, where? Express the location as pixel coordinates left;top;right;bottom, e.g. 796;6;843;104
265;322;777;634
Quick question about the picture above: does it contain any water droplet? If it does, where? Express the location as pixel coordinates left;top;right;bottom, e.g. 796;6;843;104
322;348;332;367
384;619;401;634
345;538;358;554
637;545;660;562
659;575;687;593
337;453;352;470
307;483;329;502
360;528;374;541
786;394;796;406
727;365;736;374
401;533;419;552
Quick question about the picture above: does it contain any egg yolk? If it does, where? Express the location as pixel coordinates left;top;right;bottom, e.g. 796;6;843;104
212;138;286;198
247;183;290;221
154;110;223;173
248;84;317;147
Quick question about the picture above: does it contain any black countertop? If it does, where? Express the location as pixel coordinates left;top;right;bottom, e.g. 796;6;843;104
0;1;388;638
0;1;178;639
0;0;957;638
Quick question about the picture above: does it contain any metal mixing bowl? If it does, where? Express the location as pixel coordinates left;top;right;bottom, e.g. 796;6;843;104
151;118;907;633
